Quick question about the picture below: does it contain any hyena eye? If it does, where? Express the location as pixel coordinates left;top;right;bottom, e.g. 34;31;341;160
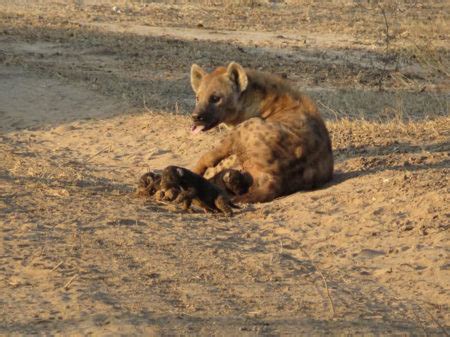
209;95;221;104
195;96;199;103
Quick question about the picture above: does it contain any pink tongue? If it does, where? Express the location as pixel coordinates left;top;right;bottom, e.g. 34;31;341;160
191;125;205;134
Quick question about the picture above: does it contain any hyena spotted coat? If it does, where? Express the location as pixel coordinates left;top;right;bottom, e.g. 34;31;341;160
190;62;333;203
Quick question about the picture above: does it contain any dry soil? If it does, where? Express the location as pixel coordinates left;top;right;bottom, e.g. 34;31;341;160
0;1;449;336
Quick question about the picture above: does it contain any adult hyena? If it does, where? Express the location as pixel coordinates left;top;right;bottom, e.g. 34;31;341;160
190;62;333;203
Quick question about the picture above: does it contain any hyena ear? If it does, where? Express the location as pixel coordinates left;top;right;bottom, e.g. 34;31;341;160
223;171;231;184
227;62;248;92
176;168;185;177
191;64;206;93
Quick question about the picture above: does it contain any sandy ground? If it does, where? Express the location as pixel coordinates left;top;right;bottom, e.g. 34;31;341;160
0;1;449;336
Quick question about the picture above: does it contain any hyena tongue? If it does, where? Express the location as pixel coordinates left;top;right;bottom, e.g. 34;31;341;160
191;125;205;135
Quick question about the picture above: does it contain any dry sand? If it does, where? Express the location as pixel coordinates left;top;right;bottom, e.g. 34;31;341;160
0;1;449;335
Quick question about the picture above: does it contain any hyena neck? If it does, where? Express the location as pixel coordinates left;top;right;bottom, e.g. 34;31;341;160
248;71;302;121
227;70;314;126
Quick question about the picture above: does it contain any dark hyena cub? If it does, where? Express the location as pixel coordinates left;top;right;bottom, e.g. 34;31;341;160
208;169;252;197
159;165;238;216
137;171;161;197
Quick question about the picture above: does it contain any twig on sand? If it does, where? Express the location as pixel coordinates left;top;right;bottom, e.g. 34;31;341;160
317;100;340;121
316;267;336;318
143;94;157;115
422;305;449;336
51;261;63;272
154;199;172;207
411;306;429;337
85;145;111;163
64;275;78;290
396;296;447;336
300;247;336;318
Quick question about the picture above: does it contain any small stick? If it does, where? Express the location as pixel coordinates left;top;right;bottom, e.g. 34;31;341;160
411;306;429;337
317;268;336;318
300;247;336;318
154;199;172;207
64;275;78;290
318;100;340;121
143;94;156;115
51;261;63;272
85;145;110;163
422;305;449;336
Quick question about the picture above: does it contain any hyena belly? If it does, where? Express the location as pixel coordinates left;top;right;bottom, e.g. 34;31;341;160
227;118;288;201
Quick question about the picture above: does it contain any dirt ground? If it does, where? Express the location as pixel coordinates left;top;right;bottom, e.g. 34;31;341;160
0;1;449;335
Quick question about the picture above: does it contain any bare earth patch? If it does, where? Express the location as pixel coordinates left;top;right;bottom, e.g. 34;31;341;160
0;1;448;335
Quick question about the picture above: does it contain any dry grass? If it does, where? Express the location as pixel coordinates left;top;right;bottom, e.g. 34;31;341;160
1;2;449;334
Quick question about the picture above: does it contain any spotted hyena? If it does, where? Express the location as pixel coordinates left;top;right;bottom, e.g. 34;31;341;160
190;62;333;203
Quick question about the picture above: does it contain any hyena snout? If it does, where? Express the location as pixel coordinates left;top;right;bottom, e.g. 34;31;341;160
192;112;207;122
191;106;220;133
192;103;214;121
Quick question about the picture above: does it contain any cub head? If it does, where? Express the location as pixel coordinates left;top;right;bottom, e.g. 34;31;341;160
160;166;184;190
190;62;248;134
138;171;161;196
222;169;252;196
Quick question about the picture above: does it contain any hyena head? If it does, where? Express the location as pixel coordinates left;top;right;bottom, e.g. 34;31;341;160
190;62;248;134
160;166;184;190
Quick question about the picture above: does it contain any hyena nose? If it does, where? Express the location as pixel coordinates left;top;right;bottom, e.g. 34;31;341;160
192;113;206;122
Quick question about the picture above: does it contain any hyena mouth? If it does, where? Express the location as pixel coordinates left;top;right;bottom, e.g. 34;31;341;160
191;124;205;134
191;120;219;134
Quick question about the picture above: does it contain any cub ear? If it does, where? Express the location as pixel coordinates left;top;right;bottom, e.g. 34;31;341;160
226;62;248;92
223;171;231;184
176;167;185;177
190;64;206;93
